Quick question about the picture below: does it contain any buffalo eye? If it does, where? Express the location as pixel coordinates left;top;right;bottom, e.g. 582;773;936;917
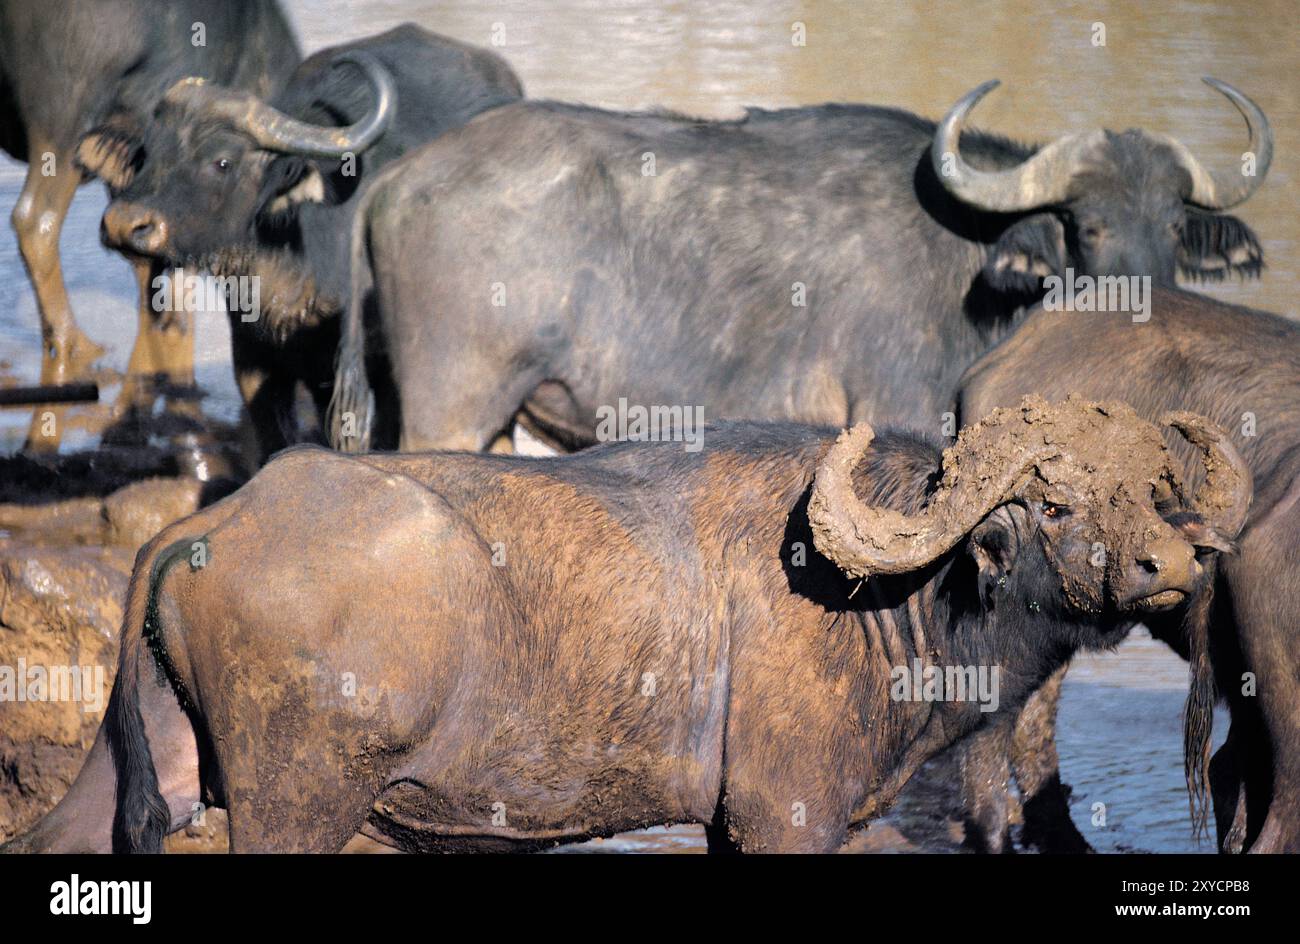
213;157;231;174
1041;501;1069;519
1152;479;1178;514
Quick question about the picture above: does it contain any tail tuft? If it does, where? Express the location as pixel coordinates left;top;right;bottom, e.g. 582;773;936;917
107;684;171;854
327;361;374;453
106;538;195;853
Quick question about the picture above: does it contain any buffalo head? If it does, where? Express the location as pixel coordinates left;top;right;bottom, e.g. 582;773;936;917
808;395;1250;622
933;79;1272;291
82;52;395;263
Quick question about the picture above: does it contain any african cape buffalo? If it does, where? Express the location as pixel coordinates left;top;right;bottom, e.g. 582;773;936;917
956;288;1300;853
327;79;1272;454
19;397;1238;854
88;24;523;462
1;0;300;448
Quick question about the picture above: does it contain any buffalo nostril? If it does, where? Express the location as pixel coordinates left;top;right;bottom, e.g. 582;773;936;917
127;216;166;253
103;204;164;253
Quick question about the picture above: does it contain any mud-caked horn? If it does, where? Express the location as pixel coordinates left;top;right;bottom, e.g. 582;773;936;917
1162;411;1252;541
808;397;1075;578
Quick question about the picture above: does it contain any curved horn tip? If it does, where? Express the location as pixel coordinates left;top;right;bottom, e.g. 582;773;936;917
1201;77;1267;118
837;421;876;444
815;422;878;479
1160;410;1216;441
337;49;395;92
234;51;395;158
949;79;1002;114
1179;76;1272;208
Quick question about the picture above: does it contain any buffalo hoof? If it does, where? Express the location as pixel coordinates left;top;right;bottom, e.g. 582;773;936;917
1019;774;1093;854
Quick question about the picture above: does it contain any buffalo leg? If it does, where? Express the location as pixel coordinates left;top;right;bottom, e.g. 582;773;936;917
397;366;540;453
112;261;197;432
12;143;104;451
233;332;296;463
1225;488;1300;853
1010;665;1092;853
958;718;1014;853
1210;716;1251;853
215;700;384;852
382;303;545;452
712;793;849;853
718;754;853;852
222;762;376;853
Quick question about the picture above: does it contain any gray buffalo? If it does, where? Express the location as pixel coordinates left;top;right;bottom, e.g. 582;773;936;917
89;25;523;460
1;0;299;447
326;79;1272;453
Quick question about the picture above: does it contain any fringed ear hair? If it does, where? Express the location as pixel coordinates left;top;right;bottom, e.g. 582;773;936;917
77;115;145;192
1177;210;1264;282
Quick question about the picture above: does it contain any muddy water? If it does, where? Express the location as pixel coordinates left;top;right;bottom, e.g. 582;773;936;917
0;1;1286;851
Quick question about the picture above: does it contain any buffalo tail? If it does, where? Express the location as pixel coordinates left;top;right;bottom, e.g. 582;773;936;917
326;181;377;452
106;537;200;853
1182;580;1217;839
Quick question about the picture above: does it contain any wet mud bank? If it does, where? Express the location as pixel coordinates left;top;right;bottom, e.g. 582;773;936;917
0;432;243;846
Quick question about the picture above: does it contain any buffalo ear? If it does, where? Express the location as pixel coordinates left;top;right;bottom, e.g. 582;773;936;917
76;114;145;192
983;213;1065;294
1164;510;1236;556
1178;209;1263;281
968;505;1023;607
258;156;326;223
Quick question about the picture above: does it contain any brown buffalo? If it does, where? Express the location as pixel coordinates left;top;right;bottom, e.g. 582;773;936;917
17;397;1246;853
